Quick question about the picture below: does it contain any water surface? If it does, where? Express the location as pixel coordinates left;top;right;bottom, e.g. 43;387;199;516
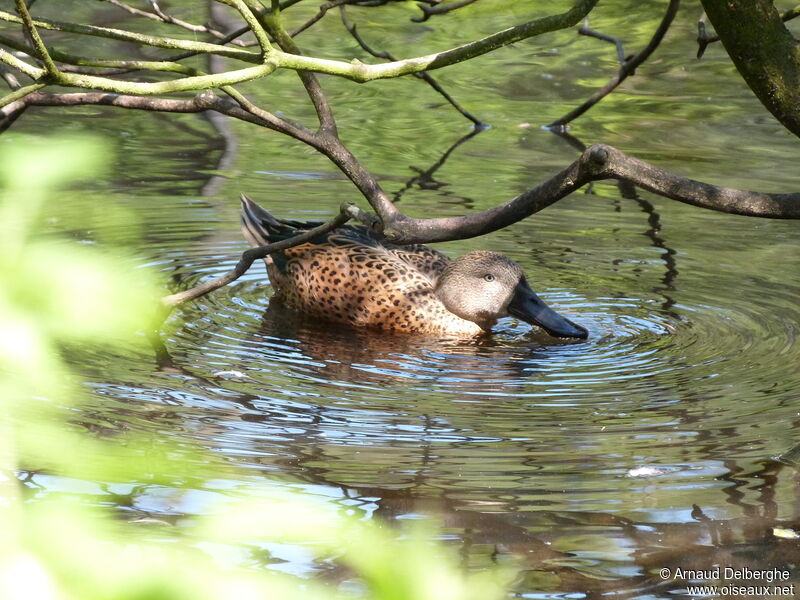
10;1;800;597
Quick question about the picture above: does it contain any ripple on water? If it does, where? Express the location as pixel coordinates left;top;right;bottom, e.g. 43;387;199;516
89;192;798;531
161;264;799;434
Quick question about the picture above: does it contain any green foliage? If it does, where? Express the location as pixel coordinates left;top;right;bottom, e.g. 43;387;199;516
0;139;510;600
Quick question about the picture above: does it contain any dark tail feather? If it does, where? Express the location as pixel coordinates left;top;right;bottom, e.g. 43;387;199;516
240;193;290;248
240;193;328;249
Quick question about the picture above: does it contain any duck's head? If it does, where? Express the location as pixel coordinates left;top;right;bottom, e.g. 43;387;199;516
435;251;588;339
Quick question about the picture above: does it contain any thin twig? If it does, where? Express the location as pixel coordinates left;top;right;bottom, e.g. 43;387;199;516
98;0;247;44
291;0;349;37
578;17;625;65
0;10;260;62
548;0;679;129
221;85;314;143
160;199;369;308
263;8;337;134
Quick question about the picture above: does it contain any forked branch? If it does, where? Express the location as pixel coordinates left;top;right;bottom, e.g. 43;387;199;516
549;0;679;129
696;4;800;58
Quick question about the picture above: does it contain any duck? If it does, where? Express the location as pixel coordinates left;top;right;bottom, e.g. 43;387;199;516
240;195;588;339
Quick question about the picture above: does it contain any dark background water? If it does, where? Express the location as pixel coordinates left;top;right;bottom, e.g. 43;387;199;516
7;1;800;597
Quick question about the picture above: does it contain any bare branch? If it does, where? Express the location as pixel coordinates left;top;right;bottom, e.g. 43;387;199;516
98;0;244;43
0;89;310;139
376;144;800;245
548;0;679;129
262;7;337;134
220;85;315;142
160;199;373;308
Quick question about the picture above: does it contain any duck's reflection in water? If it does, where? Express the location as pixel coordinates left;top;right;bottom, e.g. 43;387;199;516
257;303;581;391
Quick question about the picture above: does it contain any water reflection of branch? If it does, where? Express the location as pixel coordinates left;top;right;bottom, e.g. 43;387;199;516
200;52;240;197
340;6;485;128
637;198;678;291
393;128;484;204
550;129;679;311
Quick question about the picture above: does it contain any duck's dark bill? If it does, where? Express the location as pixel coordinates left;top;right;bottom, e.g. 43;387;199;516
507;280;588;339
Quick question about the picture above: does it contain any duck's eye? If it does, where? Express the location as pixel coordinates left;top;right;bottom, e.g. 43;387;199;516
483;274;495;282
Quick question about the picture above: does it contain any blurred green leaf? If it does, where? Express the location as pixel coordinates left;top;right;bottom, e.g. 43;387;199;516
0;136;511;600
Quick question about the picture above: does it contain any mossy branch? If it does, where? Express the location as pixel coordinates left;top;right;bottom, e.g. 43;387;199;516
0;33;197;76
14;0;58;77
272;0;598;82
216;0;273;55
0;82;45;109
700;0;800;137
0;0;598;83
53;64;277;96
0;47;44;80
0;10;261;62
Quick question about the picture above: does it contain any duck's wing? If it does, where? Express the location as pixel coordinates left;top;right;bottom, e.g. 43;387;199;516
383;244;450;283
